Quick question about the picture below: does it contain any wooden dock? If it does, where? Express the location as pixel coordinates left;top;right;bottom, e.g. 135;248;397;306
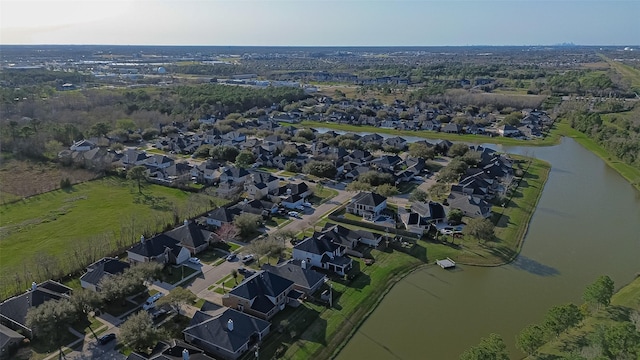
436;258;456;269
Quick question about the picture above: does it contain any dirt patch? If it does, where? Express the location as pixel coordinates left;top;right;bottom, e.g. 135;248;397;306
0;159;100;202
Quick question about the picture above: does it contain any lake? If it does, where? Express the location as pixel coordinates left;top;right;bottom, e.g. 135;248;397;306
335;137;640;359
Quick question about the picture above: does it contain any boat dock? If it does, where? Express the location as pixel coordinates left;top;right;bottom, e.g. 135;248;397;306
436;258;456;269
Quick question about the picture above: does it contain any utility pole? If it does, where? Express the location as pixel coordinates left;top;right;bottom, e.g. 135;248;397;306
255;345;260;360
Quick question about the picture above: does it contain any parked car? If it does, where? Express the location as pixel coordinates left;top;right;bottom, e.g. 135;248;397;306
188;257;201;264
97;333;116;345
150;307;168;319
288;211;300;218
142;292;164;311
295;205;305;211
303;202;312;207
226;254;237;261
238;267;255;276
241;254;254;263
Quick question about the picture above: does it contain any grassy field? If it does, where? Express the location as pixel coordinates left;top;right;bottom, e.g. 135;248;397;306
530;276;640;359
297;121;563;146
556;121;640;191
601;55;640;90
0;177;196;298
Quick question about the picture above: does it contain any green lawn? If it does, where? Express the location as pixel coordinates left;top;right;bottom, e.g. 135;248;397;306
0;177;193;298
298;121;563;147
530;276;640;359
160;265;198;285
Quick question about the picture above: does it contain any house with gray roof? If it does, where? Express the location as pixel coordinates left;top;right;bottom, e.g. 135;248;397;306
126;339;215;360
80;257;130;292
447;192;492;219
127;234;190;265
0;324;24;359
0;281;72;338
183;302;270;360
346;192;387;221
292;235;353;276
262;261;326;296
163;220;213;255
222;271;296;320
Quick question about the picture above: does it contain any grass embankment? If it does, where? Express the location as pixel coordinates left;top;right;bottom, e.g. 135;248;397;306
441;157;551;266
600;54;640;90
0;177;195;298
556;121;640;192
296;121;563;146
253;241;458;360
530;276;640;359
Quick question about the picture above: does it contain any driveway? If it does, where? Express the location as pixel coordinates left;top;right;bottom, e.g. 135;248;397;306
67;334;124;360
275;186;353;237
185;260;244;303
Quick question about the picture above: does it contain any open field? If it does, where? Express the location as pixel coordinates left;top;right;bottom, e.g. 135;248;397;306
297;121;563;146
0;177;198;298
530;276;640;359
0;158;100;203
602;55;640;90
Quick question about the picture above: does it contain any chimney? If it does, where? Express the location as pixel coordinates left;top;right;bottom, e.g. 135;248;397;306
286;188;292;195
182;348;189;360
227;319;234;332
31;282;37;291
140;235;145;244
184;219;189;226
301;260;307;269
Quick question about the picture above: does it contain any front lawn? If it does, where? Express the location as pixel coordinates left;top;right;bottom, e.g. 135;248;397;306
161;265;198;285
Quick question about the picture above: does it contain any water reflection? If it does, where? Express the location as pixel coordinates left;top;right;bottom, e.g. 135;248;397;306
510;255;560;277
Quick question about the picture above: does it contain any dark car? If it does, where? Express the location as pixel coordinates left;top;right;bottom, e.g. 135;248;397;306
98;333;116;345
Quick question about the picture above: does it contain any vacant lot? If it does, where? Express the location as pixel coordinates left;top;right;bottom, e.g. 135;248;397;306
0;177;203;298
0;158;99;203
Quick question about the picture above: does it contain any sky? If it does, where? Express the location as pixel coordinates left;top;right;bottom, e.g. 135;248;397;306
1;0;638;46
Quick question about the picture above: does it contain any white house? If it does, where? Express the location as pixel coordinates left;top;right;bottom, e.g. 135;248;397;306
346;192;387;220
292;236;353;276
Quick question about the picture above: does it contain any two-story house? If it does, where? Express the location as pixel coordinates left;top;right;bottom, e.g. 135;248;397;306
292;236;353;276
222;271;296;320
346;192;387;221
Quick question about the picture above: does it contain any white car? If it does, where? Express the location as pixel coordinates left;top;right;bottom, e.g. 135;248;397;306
143;292;164;311
288;211;300;218
303;202;312;207
241;254;254;263
188;257;201;264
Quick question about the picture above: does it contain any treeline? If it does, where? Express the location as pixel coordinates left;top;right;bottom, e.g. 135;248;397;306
0;68;91;87
411;89;546;110
565;109;640;168
165;63;257;76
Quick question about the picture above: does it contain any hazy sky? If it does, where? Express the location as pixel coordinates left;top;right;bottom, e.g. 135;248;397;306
1;0;638;46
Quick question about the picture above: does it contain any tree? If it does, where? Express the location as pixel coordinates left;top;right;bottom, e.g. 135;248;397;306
583;275;615;310
70;288;102;316
544;303;583;337
346;180;373;192
516;324;546;356
116;118;136;131
234;213;262;238
281;145;299;158
377;184;398;197
26;298;78;347
303;161;337;179
119;310;160;352
428;183;449;201
447;209;463;225
216;222;240;243
235;150;255;168
593;322;640;358
409;188;428;202
408;142;435;160
89;122;111;137
284;161;299;173
448;143;470;158
463;217;495;242
459;333;509;360
231;269;239;284
156;287;197;314
127;165;147;194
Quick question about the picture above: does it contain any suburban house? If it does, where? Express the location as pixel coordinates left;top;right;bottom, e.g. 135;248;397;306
0;324;24;359
244;172;279;200
222;271;296;320
346;192;387;221
183;302;270;360
410;201;447;224
80;257;130;292
127;235;190;265
321;223;383;248
70;139;96;152
276;182;311;199
229;199;278;218
497;124;520;137
163;220;213;255
447;192;492;218
261;261;327;296
292;236;353;276
206;207;236;228
126;340;216;360
0;281;72;338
